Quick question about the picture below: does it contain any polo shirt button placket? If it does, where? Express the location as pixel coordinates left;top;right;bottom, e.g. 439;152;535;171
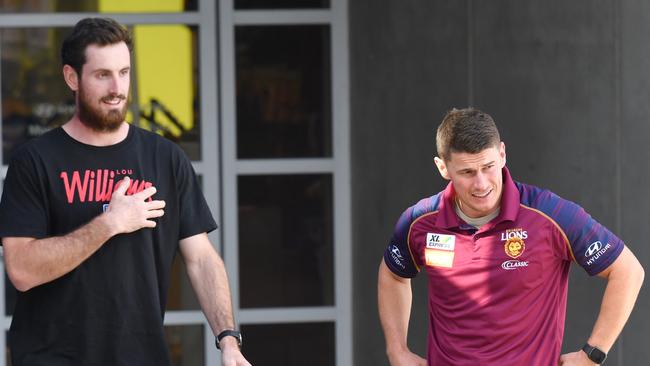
472;234;480;252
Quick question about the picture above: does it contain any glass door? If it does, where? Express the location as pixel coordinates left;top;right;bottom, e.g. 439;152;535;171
218;0;351;364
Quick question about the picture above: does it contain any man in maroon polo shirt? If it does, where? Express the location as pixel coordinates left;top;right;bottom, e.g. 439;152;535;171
378;108;644;365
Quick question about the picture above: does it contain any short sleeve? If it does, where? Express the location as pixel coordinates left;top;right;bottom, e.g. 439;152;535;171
536;191;624;276
383;206;420;278
174;149;217;239
0;155;50;239
565;204;623;276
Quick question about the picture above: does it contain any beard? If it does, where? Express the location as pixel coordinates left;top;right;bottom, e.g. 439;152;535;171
77;85;128;132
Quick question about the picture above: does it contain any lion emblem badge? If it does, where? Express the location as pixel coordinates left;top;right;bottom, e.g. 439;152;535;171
504;237;525;259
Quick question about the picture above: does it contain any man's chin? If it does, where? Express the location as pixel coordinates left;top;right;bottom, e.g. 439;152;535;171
80;118;124;132
467;201;499;217
80;107;126;131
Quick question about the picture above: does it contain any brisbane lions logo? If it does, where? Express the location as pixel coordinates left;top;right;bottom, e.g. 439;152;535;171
501;228;527;259
504;237;525;258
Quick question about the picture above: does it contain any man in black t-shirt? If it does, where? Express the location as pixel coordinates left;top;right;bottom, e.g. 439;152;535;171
0;18;251;366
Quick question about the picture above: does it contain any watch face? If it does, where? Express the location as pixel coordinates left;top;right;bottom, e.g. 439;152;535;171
587;347;607;363
591;349;606;363
583;344;607;364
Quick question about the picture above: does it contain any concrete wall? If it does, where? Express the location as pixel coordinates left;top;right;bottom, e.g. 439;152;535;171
350;1;649;365
620;0;650;363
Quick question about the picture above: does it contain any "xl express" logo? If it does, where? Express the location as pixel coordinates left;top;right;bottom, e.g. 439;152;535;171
426;233;455;251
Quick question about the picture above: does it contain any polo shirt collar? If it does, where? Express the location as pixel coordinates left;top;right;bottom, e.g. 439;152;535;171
435;166;519;229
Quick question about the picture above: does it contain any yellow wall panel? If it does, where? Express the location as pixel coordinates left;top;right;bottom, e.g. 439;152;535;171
133;25;194;136
99;0;182;12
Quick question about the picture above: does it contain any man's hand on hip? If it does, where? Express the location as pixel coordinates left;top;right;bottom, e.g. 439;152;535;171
388;349;427;366
558;350;598;365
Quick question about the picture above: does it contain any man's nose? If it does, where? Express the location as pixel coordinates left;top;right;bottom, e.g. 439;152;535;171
108;75;120;94
110;73;128;94
473;171;489;189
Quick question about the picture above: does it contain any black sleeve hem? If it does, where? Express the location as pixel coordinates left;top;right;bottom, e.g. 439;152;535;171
383;254;418;279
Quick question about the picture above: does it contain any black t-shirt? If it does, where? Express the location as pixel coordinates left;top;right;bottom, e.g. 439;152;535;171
0;126;217;366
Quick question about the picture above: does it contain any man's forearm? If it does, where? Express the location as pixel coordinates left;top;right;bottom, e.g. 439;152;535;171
182;238;236;337
587;248;644;352
378;260;413;356
3;213;116;291
181;234;251;364
195;253;236;334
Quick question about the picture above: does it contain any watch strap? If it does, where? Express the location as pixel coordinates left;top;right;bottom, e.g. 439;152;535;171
582;343;607;364
215;329;242;350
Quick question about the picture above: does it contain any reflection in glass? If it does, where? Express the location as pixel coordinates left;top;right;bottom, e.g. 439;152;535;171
235;0;328;9
0;0;197;13
1;27;74;163
164;325;204;366
238;174;334;308
236;25;331;158
1;25;202;163
242;322;335;366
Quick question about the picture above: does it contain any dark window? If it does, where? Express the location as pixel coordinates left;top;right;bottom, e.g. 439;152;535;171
238;174;334;308
236;25;331;158
235;0;329;9
241;322;335;366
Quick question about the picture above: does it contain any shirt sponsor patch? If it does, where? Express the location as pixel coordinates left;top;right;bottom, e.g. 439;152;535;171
425;249;454;268
585;241;611;266
501;260;529;270
426;233;455;251
390;244;406;269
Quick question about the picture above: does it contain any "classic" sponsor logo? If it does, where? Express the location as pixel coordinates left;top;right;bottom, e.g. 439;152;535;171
501;260;529;270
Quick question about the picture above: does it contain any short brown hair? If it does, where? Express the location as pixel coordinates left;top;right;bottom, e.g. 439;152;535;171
436;108;501;161
61;17;133;75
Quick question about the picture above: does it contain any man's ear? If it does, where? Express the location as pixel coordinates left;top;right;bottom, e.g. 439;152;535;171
499;141;507;168
63;65;79;92
434;156;451;180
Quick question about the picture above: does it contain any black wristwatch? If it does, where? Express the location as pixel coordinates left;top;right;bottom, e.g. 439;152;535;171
582;343;607;364
215;329;242;350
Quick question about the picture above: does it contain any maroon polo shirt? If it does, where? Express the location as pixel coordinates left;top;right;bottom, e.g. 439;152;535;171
384;167;623;365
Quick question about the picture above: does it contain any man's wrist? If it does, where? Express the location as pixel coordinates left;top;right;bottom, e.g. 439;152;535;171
385;342;410;358
218;335;240;351
96;211;118;236
582;343;607;364
215;329;242;350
